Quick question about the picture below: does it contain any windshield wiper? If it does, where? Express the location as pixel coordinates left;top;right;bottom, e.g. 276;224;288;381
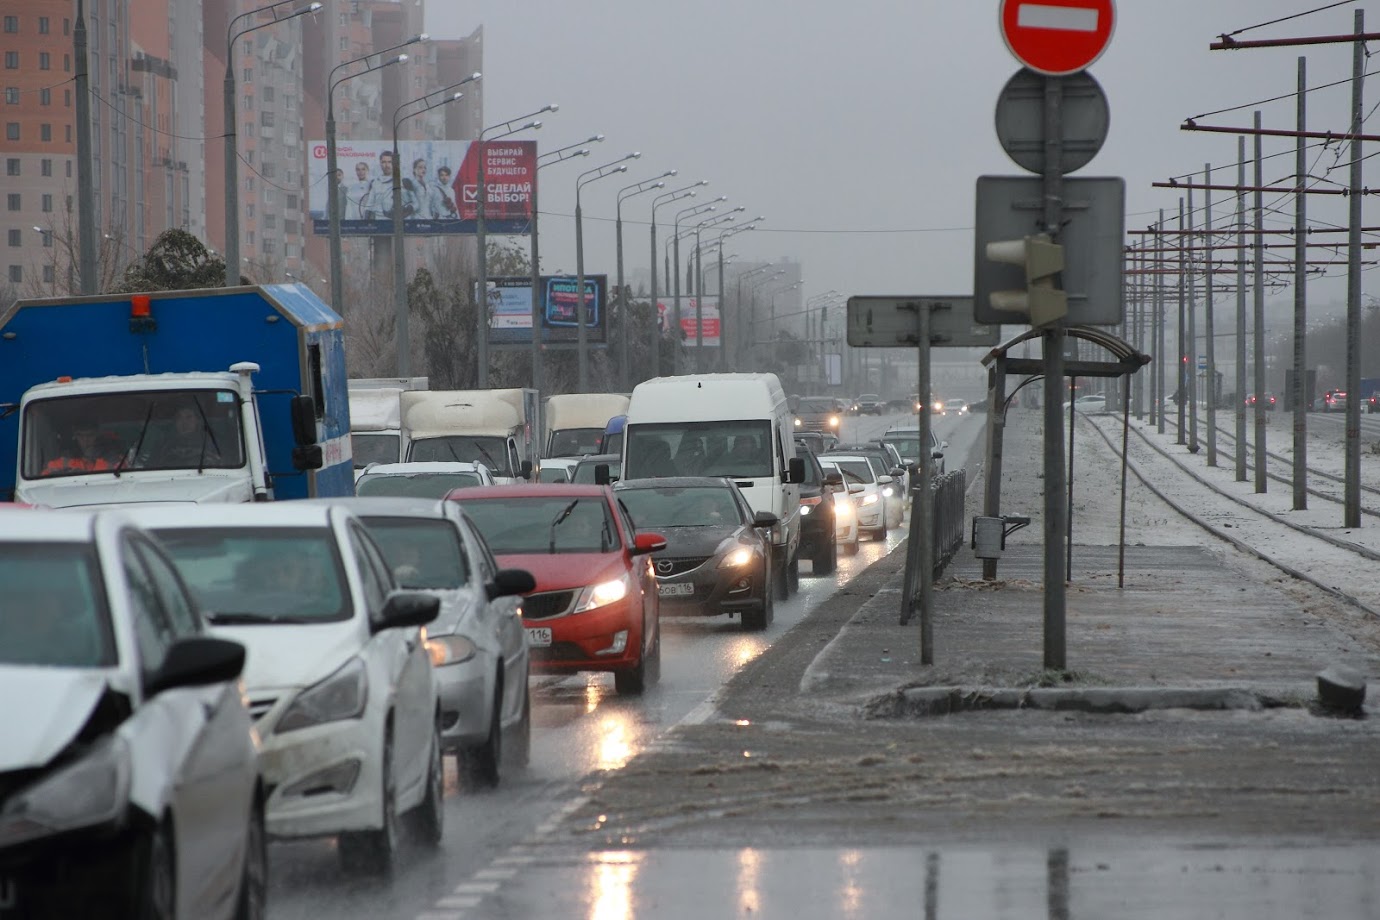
206;612;316;625
191;397;222;474
474;442;502;475
548;499;579;553
117;401;158;476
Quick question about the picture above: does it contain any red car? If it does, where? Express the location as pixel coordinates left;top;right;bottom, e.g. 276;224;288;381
448;484;666;695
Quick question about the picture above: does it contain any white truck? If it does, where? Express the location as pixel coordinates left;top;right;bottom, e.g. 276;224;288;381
348;377;428;477
401;388;540;485
544;393;630;458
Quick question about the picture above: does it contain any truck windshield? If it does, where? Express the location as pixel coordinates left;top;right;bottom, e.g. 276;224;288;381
548;428;604;458
352;433;401;469
624;420;773;479
409;435;511;475
22;390;246;479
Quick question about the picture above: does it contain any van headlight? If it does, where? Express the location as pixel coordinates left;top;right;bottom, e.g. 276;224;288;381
574;574;629;612
276;658;369;734
0;736;131;848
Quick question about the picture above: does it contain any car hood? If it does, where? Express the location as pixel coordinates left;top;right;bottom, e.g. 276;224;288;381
0;668;113;770
209;621;363;693
17;472;254;508
652;524;744;558
409;586;483;636
493;552;627;592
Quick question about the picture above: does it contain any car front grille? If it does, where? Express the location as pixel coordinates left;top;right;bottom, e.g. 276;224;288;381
522;589;577;620
655;556;711;578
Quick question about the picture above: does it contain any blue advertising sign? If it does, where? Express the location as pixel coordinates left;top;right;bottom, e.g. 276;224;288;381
487;275;607;346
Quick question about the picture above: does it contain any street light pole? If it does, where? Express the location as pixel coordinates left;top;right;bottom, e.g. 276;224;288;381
575;152;641;391
477;104;557;387
690;209;741;371
73;0;96;294
649;181;707;379
672;198;724;374
710;220;761;370
223;0;321;288
735;264;777;371
615;170;676;390
327;42;417;314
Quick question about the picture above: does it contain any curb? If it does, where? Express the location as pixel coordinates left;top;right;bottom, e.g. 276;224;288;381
863;685;1304;719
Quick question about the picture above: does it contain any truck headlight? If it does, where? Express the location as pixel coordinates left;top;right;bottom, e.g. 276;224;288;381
0;736;131;849
426;632;478;667
574;575;629;612
276;658;369;734
794;418;802;427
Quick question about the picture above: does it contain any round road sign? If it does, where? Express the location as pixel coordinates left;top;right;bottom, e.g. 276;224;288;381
1000;0;1115;76
995;69;1109;174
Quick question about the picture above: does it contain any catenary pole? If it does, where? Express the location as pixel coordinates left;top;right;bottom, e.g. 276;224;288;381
1292;58;1308;510
1253;112;1267;493
1344;10;1364;527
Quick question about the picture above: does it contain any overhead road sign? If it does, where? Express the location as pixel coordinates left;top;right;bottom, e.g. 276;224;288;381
846;296;999;348
1000;0;1115;76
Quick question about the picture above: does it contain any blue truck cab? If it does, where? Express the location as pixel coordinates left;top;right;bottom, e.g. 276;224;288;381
0;284;352;506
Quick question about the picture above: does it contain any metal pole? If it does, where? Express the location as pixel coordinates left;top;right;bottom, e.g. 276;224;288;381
694;229;704;372
1177;198;1186;444
649;215;660;378
392;128;408;375
615;203;626;390
1204;163;1217;467
477;138;489;387
1235;139;1248;483
1253;112;1267;493
73;0;96;294
1344;9;1364;528
575;188;588;390
223;53;238;287
672;229;682;374
1041;75;1066;671
326;105;342;310
917;307;933;663
530;177;542;394
1156;208;1166;436
716;248;726;370
1292;57;1308;511
1186;182;1199;454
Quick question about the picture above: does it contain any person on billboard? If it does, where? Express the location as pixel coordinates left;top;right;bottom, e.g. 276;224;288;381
332;168;350;221
363;150;398;220
346;161;372;220
430;166;459;218
403;158;430;219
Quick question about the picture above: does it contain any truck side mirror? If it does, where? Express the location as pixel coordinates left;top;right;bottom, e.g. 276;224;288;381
290;395;318;447
292;445;323;471
593;463;611;486
783;456;805;484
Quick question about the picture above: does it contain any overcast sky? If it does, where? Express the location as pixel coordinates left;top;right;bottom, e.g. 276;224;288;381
424;1;1374;319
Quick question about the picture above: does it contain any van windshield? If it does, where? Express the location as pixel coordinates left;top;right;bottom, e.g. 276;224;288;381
548;428;604;458
409;435;511;475
352;433;400;469
625;420;773;479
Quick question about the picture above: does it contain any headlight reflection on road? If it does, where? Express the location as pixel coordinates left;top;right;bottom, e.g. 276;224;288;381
588;850;641;920
839;849;864;918
737;847;761;916
596;713;635;771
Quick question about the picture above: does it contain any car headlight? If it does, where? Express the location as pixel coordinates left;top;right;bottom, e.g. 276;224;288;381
719;547;756;569
882;487;894;497
794;418;802;427
799;504;812;516
835;500;853;520
861;493;879;506
426;632;478;667
276;657;369;734
0;736;131;849
574;574;629;612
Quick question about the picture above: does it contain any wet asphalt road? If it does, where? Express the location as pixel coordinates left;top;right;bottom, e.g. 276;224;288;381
264;412;929;920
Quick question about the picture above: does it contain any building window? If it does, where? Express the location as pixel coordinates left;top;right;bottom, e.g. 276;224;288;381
262;85;274;103
39;88;49;106
63;89;70;107
264;213;276;229
5;193;18;210
63;18;69;36
4;52;17;69
246;203;254;218
40;123;50;141
5;159;16;176
40;159;50;177
64;159;70;178
242;68;252;84
6;229;18;246
242;94;253;111
4;123;16;141
40;229;51;247
43;264;53;283
285;194;298;209
7;266;20;283
41;193;52;213
261;162;275;178
64;124;71;142
284;219;298;235
63;54;69;73
4;88;16;104
38;52;49;71
259;110;274;127
2;16;17;33
38;16;48;34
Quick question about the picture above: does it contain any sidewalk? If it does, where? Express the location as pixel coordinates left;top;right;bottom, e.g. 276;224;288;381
801;408;1380;715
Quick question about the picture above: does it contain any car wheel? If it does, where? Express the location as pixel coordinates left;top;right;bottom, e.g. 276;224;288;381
137;823;175;920
613;636;649;696
338;727;399;875
406;725;444;848
460;678;503;790
233;799;268;920
509;683;532;770
843;537;860;557
814;531;837;575
787;552;800;592
642;616;662;688
773;549;790;600
868;526;887;541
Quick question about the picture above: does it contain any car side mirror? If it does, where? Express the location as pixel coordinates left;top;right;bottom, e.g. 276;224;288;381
752;510;779;529
823;471;843;488
290;395;318;447
520;459;533;480
632;532;668;555
374;590;440;632
848;484;866;494
594;463;611;486
932;448;945;460
487;568;536;599
877;474;895;485
784;456;805;484
147;636;245;697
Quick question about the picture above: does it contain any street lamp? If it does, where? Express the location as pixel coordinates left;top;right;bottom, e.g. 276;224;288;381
745;270;787;370
392;77;480;375
615;169;676;390
223;0;322;287
708;219;762;368
326;36;423;315
734;263;777;370
690;208;743;371
530;135;603;394
770;281;805;353
672;197;725;373
574;152;641;391
649;181;708;378
477;104;558;387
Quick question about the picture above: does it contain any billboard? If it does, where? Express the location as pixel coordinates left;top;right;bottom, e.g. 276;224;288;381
652;297;720;347
308;139;535;236
487;275;607;346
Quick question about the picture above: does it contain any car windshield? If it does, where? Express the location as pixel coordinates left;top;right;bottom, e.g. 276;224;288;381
618;485;743;529
352;433;401;469
882;435;922;462
625;420;773;479
548;428;605;458
409;435;511;475
797;398;835;413
360;517;468;590
464;496;619;554
536;466;570;483
357;471;482;498
154;527;350;624
823;459;875;484
0;542;116;668
572;459;622;484
22;389;246;479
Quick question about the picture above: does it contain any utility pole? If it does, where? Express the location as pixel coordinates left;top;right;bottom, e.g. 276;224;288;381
1235;139;1247;484
1253;112;1266;493
1343;9;1364;528
73;0;96;294
1204;163;1217;467
1292;57;1308;511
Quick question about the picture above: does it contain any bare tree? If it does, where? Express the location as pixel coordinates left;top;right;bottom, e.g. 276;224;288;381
25;192;134;296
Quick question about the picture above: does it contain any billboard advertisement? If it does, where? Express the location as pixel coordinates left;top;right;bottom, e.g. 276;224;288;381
308;139;535;236
653;297;720;347
487;274;607;346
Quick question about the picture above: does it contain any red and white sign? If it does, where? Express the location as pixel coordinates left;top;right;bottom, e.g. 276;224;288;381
1000;0;1115;76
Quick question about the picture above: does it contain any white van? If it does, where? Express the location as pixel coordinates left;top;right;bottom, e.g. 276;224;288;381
622;373;805;597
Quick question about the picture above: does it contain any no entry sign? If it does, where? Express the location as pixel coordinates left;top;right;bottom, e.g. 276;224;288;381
1000;0;1115;76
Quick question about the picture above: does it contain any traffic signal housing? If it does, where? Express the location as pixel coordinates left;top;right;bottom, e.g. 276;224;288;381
984;233;1067;329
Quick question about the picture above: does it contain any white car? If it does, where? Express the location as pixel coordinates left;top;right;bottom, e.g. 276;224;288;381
332;497;536;789
534;457;580;483
880;426;948;477
356;461;495;498
0;508;265;919
831;488;860;556
819;456;899;539
127;504;444;873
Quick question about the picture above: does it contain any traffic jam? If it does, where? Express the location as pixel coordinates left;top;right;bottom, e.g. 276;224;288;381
0;287;936;918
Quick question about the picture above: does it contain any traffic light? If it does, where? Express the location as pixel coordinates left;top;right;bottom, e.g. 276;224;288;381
983;233;1067;328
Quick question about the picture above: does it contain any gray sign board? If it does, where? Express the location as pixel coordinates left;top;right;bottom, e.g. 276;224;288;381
847;296;1000;348
995;69;1110;174
973;175;1125;326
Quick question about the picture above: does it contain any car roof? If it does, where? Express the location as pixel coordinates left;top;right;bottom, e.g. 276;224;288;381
360;461;486;474
614;476;732;491
573;454;620;464
449;483;610;499
819;453;870;463
121;502;340;529
0;507;97;541
298;495;455;520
